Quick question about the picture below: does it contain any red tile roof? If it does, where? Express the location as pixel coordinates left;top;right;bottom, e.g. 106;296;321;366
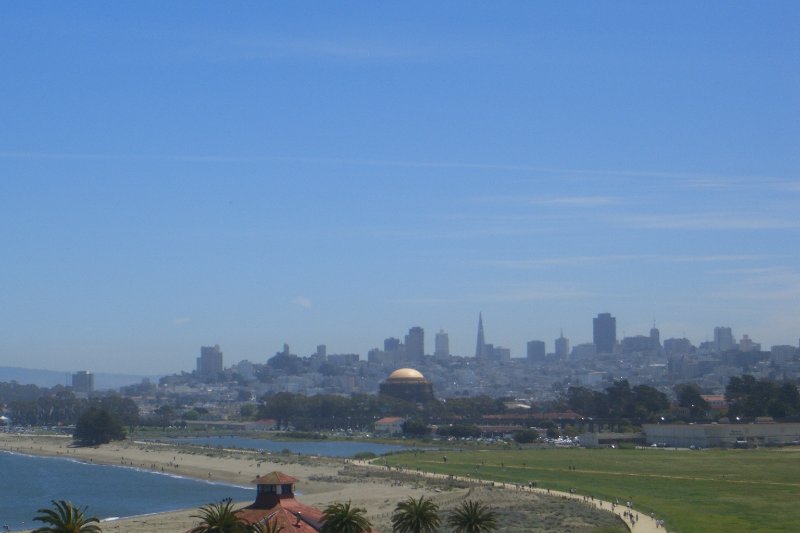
252;471;300;485
237;498;325;533
187;471;382;533
375;416;405;424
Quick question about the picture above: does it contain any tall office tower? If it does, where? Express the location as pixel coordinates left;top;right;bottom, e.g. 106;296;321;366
316;344;327;358
71;370;94;393
714;326;735;353
555;330;570;359
434;329;450;359
197;344;224;378
593;313;617;354
384;337;401;352
650;323;661;348
475;312;487;358
527;340;546;362
405;326;425;360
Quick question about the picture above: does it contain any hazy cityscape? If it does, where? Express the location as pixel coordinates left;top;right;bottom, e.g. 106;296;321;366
1;2;798;532
13;308;786;434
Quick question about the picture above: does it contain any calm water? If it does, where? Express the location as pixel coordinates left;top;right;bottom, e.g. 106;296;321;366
0;452;254;532
160;435;413;457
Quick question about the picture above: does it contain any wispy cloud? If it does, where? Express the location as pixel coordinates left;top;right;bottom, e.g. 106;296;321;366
0;150;792;188
173;317;192;325
393;284;590;305
620;212;800;230
480;254;767;269
226;37;430;62
709;266;800;302
370;226;549;240
474;195;624;207
679;177;800;193
292;296;313;309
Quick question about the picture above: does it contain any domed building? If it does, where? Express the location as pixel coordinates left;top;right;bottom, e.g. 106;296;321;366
379;368;435;403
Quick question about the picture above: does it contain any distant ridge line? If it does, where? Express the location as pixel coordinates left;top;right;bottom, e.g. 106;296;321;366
0;366;161;390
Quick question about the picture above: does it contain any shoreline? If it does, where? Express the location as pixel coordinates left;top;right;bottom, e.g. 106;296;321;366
0;433;463;532
1;433;650;532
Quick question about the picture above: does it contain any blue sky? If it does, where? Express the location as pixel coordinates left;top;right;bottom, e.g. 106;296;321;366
1;2;798;374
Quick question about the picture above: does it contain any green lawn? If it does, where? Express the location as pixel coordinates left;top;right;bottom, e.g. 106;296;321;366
375;447;800;533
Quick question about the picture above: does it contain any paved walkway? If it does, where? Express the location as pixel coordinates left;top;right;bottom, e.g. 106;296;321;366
352;460;667;532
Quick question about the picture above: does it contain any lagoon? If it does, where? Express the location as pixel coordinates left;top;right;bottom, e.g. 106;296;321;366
158;435;414;457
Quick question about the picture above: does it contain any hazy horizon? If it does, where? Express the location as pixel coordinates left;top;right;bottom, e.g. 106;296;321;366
1;3;797;374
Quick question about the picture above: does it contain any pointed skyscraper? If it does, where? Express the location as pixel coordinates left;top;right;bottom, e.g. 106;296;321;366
475;312;486;358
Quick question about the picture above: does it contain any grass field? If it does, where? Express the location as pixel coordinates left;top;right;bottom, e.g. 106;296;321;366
375;446;800;533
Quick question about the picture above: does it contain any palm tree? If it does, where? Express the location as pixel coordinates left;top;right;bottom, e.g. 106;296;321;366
391;495;440;533
446;500;498;533
32;500;102;533
189;498;249;533
321;500;373;533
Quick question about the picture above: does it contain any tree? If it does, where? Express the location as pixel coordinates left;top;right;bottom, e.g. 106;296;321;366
447;500;498;533
436;424;481;439
189;498;249;533
74;407;126;445
321;501;372;533
32;500;101;533
239;403;258;419
391;495;440;533
631;384;669;420
153;404;176;429
726;375;800;419
675;383;709;418
513;429;539;444
402;419;430;438
95;395;140;427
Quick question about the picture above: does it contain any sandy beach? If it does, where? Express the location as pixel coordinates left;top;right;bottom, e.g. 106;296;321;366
1;433;648;532
0;434;468;532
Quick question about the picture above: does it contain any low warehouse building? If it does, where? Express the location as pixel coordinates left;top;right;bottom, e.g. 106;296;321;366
643;421;800;448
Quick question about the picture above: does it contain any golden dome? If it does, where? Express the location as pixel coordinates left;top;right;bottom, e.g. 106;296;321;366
387;368;426;381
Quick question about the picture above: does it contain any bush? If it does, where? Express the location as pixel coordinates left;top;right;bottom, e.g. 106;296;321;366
353;451;377;460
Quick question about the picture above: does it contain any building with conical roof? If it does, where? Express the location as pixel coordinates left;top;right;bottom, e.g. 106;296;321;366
203;471;384;532
475;312;486;359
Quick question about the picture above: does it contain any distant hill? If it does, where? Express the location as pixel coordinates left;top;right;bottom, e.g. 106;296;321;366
0;366;161;390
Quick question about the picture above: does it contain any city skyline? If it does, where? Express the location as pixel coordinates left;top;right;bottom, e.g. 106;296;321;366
1;3;798;374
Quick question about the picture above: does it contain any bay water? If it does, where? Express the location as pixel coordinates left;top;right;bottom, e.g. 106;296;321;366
0;451;254;531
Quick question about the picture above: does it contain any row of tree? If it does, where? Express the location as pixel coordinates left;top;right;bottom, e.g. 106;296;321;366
2;383;139;428
726;375;800;419
566;379;669;422
30;495;498;532
567;376;800;423
255;392;509;431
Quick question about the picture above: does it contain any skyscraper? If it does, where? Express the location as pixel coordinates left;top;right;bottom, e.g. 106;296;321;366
475;312;486;358
71;370;94;394
714;327;735;352
197;344;223;378
555;330;570;359
405;326;425;360
593;313;617;354
527;340;546;362
434;329;450;359
384;337;401;352
650;323;661;348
